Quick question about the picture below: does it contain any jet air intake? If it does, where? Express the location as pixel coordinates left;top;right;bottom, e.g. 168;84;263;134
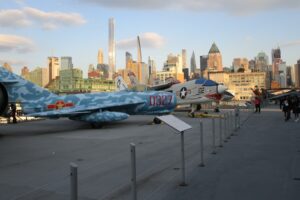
0;83;9;116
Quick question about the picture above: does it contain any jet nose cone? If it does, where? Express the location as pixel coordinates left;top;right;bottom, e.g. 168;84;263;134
217;84;227;94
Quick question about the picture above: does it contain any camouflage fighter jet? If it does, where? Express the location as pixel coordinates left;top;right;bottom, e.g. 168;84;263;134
0;67;176;128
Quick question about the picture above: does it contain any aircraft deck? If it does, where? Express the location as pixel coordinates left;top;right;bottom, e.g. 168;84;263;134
0;105;299;200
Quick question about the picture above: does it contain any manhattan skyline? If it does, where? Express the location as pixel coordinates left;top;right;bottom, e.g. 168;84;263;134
1;0;300;75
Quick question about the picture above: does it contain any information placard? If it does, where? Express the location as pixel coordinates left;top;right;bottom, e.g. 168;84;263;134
157;115;192;133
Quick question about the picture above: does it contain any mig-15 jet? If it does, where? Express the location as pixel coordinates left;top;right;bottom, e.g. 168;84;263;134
0;67;176;128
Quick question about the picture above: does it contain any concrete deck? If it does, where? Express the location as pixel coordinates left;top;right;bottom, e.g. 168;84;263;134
0;106;299;200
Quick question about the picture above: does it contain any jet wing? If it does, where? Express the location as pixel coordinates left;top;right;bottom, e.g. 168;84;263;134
27;101;146;118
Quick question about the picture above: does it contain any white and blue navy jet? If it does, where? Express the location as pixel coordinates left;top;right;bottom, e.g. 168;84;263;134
0;67;176;127
164;78;228;114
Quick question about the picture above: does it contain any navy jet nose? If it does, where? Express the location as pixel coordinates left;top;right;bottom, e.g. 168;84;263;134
217;84;227;94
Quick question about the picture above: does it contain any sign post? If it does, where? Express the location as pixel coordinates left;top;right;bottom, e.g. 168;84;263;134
157;115;192;186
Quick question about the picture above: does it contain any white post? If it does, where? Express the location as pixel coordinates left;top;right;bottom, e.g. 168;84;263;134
180;132;187;186
199;121;205;167
212;118;216;154
226;113;231;140
224;113;228;142
219;117;223;147
70;163;78;200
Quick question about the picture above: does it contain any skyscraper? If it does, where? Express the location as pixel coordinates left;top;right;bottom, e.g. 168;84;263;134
200;55;208;76
272;48;281;63
271;47;282;82
61;57;73;70
48;57;60;83
182;49;187;69
207;42;223;71
148;56;156;76
286;66;292;87
255;52;269;72
137;36;142;82
108;18;115;79
126;52;132;67
190;51;196;74
295;59;300;88
98;49;104;64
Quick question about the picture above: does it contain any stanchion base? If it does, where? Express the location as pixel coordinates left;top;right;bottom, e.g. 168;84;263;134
198;163;205;167
179;183;188;187
211;151;217;155
219;145;223;148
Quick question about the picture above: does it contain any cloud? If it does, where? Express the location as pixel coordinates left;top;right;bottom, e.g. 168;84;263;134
0;9;31;28
0;7;86;30
80;0;300;14
117;32;165;50
0;34;35;53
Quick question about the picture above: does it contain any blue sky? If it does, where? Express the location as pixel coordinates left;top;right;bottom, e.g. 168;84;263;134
1;0;300;76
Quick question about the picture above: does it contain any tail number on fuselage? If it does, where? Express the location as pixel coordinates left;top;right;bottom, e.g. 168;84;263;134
149;95;173;106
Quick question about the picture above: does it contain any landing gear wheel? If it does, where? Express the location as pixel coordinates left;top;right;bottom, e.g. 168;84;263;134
91;123;103;129
196;104;202;111
153;117;162;124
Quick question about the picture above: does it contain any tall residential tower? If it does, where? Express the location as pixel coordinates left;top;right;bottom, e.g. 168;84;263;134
108;18;115;79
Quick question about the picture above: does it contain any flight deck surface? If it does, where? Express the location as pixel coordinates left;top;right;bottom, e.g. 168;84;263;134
0;107;299;200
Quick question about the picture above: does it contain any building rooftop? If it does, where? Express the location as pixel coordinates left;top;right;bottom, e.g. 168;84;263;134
208;42;220;54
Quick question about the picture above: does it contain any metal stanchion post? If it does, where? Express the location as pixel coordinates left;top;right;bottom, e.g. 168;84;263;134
234;108;237;131
230;111;235;136
70;163;78;200
219;117;223;147
130;143;137;200
239;109;241;128
212;118;216;154
199;121;205;167
226;113;231;140
237;107;240;129
180;132;187;186
224;113;228;142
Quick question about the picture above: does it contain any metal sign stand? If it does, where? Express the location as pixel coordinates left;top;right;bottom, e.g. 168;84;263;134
157;115;192;186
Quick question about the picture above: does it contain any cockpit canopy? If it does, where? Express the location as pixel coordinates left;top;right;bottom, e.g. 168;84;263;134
195;78;218;86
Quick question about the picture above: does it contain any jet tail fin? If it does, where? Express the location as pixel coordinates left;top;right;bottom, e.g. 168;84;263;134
0;66;57;104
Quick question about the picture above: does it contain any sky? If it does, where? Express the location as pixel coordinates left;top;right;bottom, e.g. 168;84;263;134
1;0;300;76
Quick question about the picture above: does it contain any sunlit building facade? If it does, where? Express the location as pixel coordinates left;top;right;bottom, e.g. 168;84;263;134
207;42;223;72
28;67;49;87
209;71;268;101
98;49;104;64
232;58;249;72
48;57;60;83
